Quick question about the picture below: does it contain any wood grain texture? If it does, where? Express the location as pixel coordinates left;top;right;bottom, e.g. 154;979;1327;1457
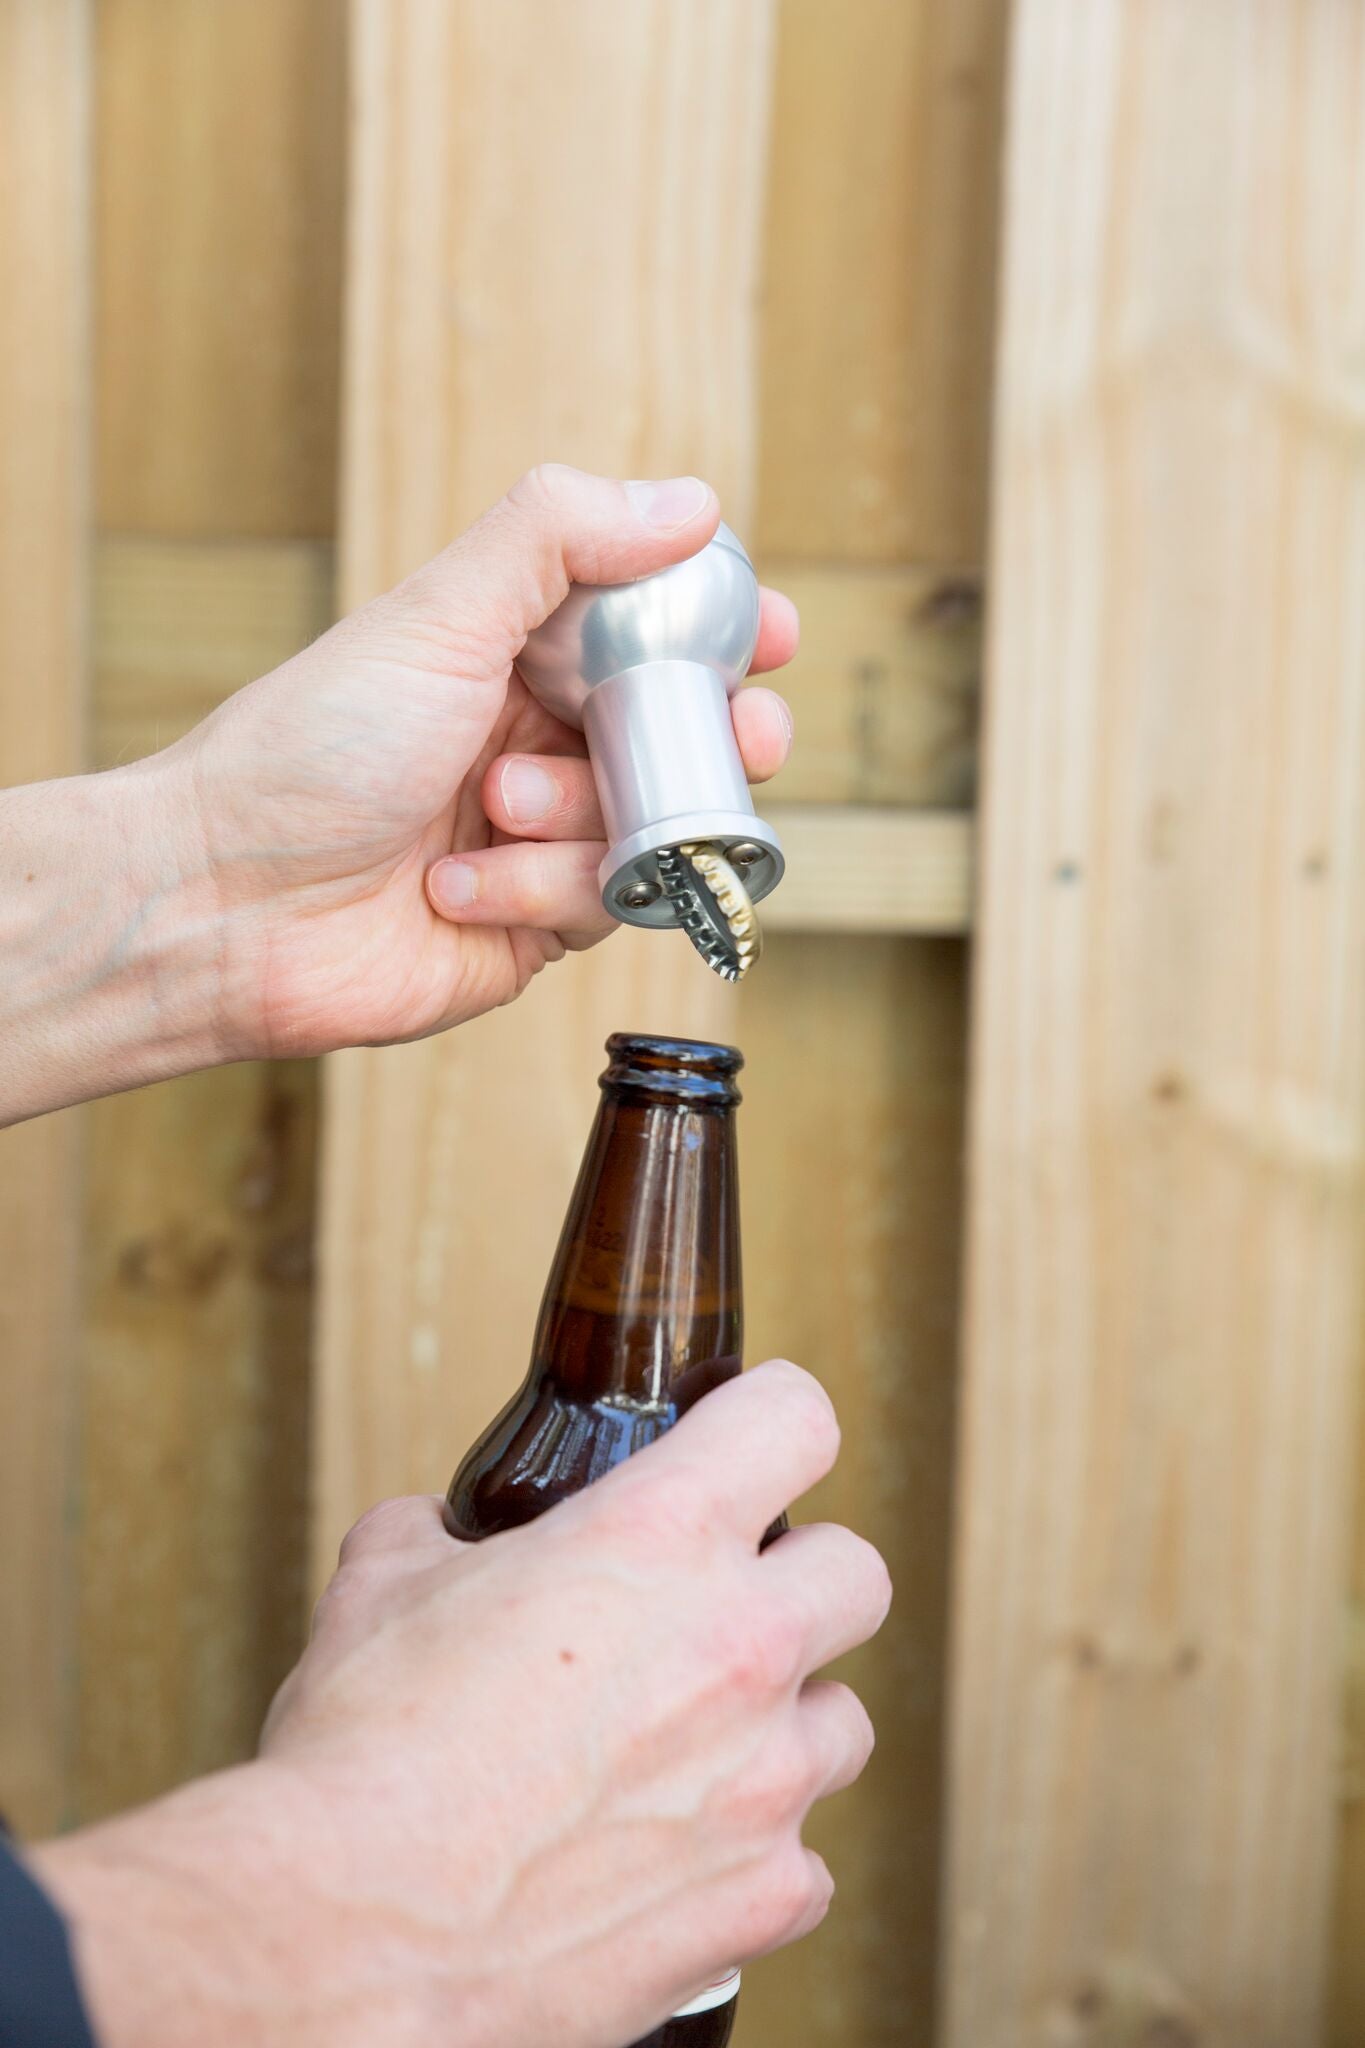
79;537;329;1813
740;936;968;2048
319;0;778;1565
756;0;1009;567
77;1063;316;1818
0;0;90;1836
339;0;775;605
755;564;980;808
1330;1370;1365;2042
94;536;335;764
76;0;343;1818
95;0;345;538
943;7;1365;2044
764;808;973;935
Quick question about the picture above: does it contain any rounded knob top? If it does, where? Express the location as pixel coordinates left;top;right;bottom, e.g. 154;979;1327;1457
516;522;760;727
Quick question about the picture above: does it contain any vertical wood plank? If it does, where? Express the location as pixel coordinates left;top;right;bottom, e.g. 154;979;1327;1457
95;0;345;538
943;6;1365;2043
741;936;968;2046
77;1064;316;1818
1329;1372;1365;2042
78;0;344;1816
317;0;776;1563
752;565;982;810
749;8;1003;2035
0;0;90;1835
755;0;1009;566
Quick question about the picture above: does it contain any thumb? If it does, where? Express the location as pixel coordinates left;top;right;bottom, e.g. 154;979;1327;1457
335;1494;452;1570
397;464;721;669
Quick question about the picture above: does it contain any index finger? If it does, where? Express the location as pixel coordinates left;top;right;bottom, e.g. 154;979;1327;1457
749;587;800;674
595;1359;841;1547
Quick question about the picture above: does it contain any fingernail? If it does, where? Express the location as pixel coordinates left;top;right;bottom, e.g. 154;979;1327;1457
429;859;479;911
500;758;557;825
626;476;710;529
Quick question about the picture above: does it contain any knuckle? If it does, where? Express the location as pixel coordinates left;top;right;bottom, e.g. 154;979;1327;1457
260;1667;298;1740
581;1488;654;1552
518;844;582;925
826;1683;876;1777
848;1532;894;1619
797;1387;841;1464
847;1690;877;1769
746;1846;824;1949
513;850;553;921
322;1553;387;1612
723;1740;808;1839
802;1851;836;1929
767;1364;841;1465
336;1497;415;1568
509;462;572;516
810;1523;892;1630
592;1465;713;1553
710;1603;804;1699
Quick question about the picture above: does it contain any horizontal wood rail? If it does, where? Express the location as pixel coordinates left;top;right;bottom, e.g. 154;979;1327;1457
764;807;973;935
93;538;977;940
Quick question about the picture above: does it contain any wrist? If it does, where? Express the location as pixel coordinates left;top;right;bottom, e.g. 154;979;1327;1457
31;1764;294;2048
0;752;234;1122
33;1757;492;2048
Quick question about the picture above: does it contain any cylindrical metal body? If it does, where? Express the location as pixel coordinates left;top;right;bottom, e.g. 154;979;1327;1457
516;524;784;924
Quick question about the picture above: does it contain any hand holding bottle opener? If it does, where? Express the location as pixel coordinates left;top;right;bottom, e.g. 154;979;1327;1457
516;524;784;981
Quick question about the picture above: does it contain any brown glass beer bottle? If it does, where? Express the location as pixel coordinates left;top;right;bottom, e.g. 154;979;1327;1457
446;1032;751;2048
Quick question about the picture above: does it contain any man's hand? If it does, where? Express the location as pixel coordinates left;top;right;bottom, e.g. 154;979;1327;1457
35;1363;890;2048
0;466;794;1123
178;464;795;1058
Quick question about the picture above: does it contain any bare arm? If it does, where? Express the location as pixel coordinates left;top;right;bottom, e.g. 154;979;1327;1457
0;759;222;1122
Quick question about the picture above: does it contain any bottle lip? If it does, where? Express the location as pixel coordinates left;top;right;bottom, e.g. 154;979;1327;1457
601;1032;743;1107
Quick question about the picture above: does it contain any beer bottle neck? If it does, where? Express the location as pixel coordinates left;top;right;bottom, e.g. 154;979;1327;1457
532;1047;742;1413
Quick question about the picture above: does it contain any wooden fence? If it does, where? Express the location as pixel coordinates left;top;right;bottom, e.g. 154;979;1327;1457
1;4;1361;2044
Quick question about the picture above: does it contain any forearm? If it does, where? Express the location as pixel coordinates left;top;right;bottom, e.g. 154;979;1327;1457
0;754;230;1124
32;1760;491;2048
31;1765;330;2048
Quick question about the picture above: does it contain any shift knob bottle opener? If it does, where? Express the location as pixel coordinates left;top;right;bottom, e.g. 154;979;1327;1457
516;523;784;980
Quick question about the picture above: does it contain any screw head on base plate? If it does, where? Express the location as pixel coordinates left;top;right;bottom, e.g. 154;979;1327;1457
616;878;663;911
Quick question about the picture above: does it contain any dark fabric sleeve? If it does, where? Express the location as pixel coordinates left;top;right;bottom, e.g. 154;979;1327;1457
0;1837;99;2048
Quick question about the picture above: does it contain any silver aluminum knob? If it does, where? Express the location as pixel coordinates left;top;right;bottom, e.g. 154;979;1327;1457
516;523;785;963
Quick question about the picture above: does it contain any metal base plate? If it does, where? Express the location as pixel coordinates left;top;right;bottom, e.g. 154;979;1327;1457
601;811;784;929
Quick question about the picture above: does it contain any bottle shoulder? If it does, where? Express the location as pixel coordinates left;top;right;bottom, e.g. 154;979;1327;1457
446;1359;739;1540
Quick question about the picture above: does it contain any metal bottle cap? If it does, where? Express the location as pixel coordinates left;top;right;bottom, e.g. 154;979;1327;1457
516;523;784;979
